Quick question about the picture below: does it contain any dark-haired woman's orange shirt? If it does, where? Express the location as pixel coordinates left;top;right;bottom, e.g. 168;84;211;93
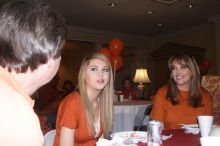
150;86;213;129
53;92;103;146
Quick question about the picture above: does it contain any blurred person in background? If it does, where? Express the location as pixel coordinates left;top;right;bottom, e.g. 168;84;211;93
33;74;62;131
34;74;61;113
34;78;75;130
61;80;75;97
121;79;140;100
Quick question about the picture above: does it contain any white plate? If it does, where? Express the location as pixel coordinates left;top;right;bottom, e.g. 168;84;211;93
110;131;147;144
181;124;217;129
180;124;200;134
180;124;199;128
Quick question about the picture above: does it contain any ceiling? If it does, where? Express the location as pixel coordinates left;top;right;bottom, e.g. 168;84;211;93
1;0;220;37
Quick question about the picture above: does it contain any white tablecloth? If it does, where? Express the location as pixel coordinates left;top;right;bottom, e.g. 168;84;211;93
112;100;152;133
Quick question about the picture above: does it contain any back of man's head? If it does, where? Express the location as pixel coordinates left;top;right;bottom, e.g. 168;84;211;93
0;0;66;73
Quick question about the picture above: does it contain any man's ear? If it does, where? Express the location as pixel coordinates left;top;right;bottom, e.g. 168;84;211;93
46;58;53;68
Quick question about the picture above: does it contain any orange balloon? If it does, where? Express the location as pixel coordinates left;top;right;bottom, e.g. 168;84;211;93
109;38;124;56
111;55;124;71
98;48;112;60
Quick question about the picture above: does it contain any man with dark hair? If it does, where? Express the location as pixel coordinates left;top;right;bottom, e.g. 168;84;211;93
121;79;139;100
0;0;66;145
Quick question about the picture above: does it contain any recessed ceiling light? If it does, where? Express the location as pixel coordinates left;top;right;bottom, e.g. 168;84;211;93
109;2;117;7
146;10;153;14
157;23;162;27
187;4;194;8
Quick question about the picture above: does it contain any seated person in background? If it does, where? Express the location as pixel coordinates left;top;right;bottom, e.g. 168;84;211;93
54;53;114;146
34;74;61;112
150;54;213;129
33;74;63;129
35;79;75;130
121;79;140;100
60;79;75;97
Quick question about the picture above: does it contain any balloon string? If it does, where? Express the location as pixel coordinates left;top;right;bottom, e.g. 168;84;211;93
113;60;117;82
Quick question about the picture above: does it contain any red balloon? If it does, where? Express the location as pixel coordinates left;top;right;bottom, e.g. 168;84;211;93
98;48;112;60
201;59;212;69
111;55;124;71
199;64;208;75
109;38;124;56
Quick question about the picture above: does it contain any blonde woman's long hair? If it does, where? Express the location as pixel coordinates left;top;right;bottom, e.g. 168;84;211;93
77;52;114;138
167;54;202;107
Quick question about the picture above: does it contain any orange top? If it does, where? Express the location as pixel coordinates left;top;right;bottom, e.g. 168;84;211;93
0;66;43;146
54;92;103;146
150;86;213;129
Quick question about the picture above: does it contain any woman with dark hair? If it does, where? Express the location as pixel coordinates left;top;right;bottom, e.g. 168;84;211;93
150;54;213;129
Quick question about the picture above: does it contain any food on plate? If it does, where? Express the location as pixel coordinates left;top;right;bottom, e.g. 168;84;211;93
110;131;148;144
111;131;147;139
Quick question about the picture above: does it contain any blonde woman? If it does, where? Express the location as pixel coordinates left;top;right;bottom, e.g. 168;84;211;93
54;52;114;146
150;54;213;129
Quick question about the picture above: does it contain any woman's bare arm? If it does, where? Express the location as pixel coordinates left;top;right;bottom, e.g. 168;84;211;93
60;127;75;146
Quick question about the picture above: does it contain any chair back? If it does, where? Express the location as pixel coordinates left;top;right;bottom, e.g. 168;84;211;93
44;130;56;146
134;104;153;131
144;104;153;116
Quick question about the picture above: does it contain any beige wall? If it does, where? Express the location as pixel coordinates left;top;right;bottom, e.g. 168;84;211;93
214;20;220;74
145;24;219;93
149;24;216;73
58;40;96;88
67;26;151;72
64;23;219;95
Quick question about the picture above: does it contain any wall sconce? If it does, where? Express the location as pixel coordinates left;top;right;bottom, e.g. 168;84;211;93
133;68;151;98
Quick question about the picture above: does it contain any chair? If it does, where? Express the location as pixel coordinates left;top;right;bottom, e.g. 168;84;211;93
37;112;53;135
134;104;153;131
201;75;220;124
44;130;56;146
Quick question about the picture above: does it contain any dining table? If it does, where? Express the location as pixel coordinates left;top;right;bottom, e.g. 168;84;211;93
113;100;152;133
138;129;201;146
